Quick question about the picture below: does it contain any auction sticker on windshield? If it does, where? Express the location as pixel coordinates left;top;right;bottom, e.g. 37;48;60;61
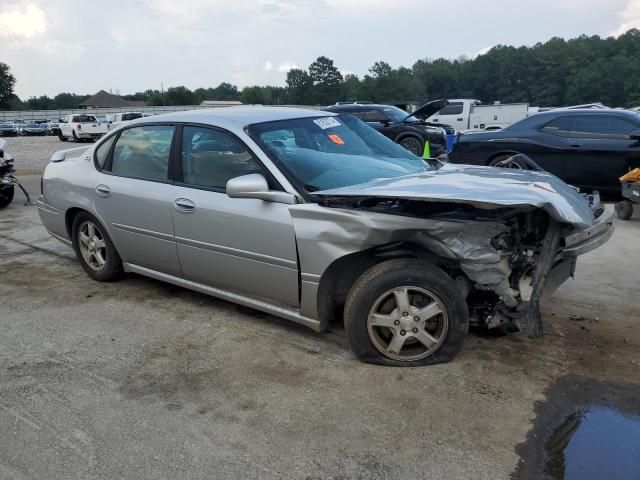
314;117;341;130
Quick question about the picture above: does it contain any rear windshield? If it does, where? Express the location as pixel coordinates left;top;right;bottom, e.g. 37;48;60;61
72;115;97;122
121;113;143;121
248;114;431;192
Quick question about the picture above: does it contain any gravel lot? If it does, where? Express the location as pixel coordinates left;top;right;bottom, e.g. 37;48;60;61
1;177;639;479
3;135;80;175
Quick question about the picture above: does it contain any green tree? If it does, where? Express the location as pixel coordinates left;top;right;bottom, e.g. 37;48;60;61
286;68;312;104
0;62;16;109
308;56;343;105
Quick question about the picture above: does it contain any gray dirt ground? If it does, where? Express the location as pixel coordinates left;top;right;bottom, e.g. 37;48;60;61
5;135;69;175
1;172;639;479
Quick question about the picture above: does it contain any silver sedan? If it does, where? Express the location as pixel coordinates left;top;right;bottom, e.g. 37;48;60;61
37;107;614;366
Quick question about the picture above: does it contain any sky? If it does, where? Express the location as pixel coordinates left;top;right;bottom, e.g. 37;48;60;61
1;0;639;99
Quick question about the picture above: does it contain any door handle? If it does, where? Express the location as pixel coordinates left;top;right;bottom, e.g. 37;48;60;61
569;143;582;148
174;198;196;213
95;184;111;197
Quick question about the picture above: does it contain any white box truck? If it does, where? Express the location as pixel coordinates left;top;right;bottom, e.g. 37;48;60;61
427;99;533;132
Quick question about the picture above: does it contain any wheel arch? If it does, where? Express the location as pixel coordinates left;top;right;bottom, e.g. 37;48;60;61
314;241;456;326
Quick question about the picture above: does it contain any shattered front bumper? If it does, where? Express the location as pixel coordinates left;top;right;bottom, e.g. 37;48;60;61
563;204;615;256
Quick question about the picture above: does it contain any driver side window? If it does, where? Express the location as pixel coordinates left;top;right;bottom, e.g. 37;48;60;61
180;126;265;191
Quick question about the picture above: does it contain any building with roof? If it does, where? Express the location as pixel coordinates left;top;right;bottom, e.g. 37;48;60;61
79;90;146;109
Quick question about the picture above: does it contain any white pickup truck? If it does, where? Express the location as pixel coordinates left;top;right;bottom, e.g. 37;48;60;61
58;114;108;142
427;99;536;132
106;111;143;131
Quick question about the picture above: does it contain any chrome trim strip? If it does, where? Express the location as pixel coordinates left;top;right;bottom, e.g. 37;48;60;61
111;223;175;242
123;263;323;332
301;272;321;283
175;236;297;270
36;200;62;215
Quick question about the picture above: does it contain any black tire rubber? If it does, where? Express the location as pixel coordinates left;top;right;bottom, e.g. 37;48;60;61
344;258;469;367
71;211;123;282
0;185;15;208
399;136;423;156
72;131;79;142
489;154;526;169
616;200;634;220
59;132;67;142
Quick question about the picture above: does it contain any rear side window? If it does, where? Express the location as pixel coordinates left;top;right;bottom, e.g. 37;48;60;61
437;103;464;116
94;135;116;170
570;116;637;139
180;126;264;190
111;125;175;181
541;116;573;136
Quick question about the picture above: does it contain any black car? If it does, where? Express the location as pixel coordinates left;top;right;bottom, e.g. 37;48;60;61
448;108;640;198
323;100;450;157
21;123;48;136
0;123;17;137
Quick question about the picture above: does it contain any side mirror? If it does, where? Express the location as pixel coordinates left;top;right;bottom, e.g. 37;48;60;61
630;130;640;141
226;174;297;205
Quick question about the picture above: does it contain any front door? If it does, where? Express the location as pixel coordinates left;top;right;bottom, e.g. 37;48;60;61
92;124;181;276
170;125;299;307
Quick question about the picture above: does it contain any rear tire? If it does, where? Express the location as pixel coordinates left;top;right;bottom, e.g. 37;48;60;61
0;185;14;208
616;200;634;220
72;131;79;142
71;212;122;282
344;259;469;367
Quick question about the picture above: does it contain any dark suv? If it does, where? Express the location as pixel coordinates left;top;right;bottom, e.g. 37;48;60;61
323;100;450;157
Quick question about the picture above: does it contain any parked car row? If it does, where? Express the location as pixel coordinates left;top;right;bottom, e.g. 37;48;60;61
448;107;640;199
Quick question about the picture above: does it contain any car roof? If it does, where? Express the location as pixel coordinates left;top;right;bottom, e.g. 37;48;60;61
325;104;394;111
532;108;639;118
136;106;333;127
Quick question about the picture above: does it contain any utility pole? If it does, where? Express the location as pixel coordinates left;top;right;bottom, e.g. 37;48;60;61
161;83;165;106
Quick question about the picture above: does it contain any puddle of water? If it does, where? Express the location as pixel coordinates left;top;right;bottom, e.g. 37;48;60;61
546;407;640;479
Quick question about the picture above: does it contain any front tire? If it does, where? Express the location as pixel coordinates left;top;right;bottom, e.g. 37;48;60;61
71;212;122;281
489;154;527;169
0;185;14;208
59;132;67;142
399;137;423;156
616;200;634;220
344;259;469;366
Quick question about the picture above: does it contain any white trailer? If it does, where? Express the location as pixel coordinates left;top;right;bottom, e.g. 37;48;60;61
426;99;531;132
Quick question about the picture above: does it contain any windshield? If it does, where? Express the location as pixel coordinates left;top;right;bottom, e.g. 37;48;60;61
248;114;432;192
381;106;418;123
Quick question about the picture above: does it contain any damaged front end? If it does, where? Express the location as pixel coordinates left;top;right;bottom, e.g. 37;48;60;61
293;173;614;336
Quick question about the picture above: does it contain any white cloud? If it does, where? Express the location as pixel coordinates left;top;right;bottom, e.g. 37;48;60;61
277;62;299;73
610;0;640;36
263;61;274;71
0;4;46;38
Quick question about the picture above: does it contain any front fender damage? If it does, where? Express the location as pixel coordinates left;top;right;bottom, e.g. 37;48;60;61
289;203;527;326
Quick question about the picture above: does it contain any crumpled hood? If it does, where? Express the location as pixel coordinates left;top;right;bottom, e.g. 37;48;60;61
314;163;595;229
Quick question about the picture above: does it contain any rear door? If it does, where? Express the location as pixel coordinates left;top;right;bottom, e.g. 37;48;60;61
564;115;640;195
92;124;181;276
170;124;299;306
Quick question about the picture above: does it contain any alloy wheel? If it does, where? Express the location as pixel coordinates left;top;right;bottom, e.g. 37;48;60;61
78;220;107;271
367;286;449;361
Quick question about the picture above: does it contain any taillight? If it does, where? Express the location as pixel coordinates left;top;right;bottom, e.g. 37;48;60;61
77;124;81;130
